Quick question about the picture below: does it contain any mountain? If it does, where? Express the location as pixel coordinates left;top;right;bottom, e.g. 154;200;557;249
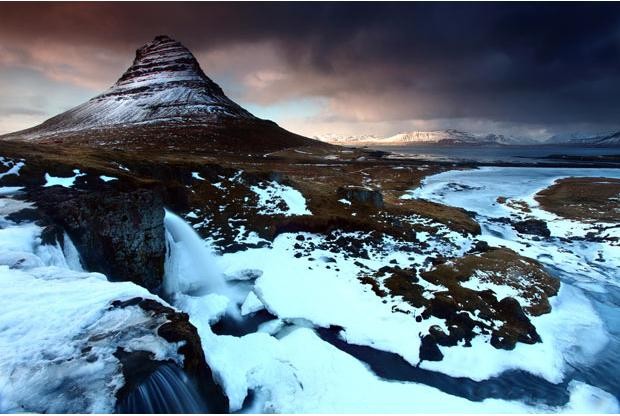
312;133;381;144
315;129;534;146
547;131;620;147
1;35;317;151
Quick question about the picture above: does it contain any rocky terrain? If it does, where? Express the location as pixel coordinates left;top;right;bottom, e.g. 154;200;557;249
0;36;618;413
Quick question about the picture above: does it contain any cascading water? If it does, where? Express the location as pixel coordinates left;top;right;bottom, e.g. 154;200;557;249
116;364;208;414
163;210;229;298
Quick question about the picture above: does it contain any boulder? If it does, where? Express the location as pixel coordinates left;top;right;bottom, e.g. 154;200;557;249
337;185;384;208
512;218;551;238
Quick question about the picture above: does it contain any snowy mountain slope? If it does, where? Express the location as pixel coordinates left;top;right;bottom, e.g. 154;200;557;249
316;129;535;146
547;131;620;146
0;35;319;151
6;36;253;140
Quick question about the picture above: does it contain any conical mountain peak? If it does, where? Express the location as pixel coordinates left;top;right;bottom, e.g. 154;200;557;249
113;35;215;92
1;35;316;152
5;35;254;139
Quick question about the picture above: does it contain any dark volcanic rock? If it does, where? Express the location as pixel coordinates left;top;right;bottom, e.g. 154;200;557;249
33;186;166;292
419;335;444;361
364;248;559;353
337;185;384;208
513;218;551;238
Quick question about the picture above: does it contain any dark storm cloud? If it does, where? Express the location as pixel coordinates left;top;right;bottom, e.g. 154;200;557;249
1;2;619;136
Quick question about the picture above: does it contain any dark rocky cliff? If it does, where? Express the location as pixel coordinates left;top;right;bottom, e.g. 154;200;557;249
34;185;166;292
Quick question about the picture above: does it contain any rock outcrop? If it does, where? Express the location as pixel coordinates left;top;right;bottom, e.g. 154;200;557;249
337;185;384;208
33;185;166;292
362;247;560;359
512;218;551;238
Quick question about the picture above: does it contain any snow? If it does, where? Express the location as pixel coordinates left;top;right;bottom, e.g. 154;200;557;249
421;284;608;383
163;210;229;297
170;282;619;413
0;198;182;413
154;165;619;412
240;291;265;316
44;169;85;188
338;198;352;205
99;175;117;182
250;181;312;216
315;130;536;146
191;171;205;181
15;37;253;140
0;158;24;179
401;166;620;386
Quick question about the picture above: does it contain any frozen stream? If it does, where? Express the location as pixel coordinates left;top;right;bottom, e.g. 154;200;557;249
406;166;620;401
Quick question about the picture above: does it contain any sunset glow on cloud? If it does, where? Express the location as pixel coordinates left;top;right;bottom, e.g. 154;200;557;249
1;3;619;138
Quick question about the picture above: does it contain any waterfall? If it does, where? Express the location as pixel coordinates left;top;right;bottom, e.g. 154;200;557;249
116;364;208;414
163;209;229;297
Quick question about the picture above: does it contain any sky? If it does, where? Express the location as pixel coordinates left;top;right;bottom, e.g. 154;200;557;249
1;2;620;139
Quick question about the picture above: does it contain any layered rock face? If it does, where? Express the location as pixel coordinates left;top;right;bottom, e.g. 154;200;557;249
15;36;252;137
34;185;166;292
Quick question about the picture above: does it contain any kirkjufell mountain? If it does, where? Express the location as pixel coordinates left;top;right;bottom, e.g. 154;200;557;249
1;35;316;151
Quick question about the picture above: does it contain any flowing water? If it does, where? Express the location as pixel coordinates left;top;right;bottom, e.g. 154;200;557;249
163;210;229;297
116;364;208;414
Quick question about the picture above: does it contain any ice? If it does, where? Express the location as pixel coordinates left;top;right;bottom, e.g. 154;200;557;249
163;210;228;297
44;169;85;188
0;161;24;179
241;291;265;316
250;181;312;216
0;201;186;413
0;266;181;413
155;202;618;412
408;166;620;218
191;172;205;181
99;175;118;182
0;187;23;196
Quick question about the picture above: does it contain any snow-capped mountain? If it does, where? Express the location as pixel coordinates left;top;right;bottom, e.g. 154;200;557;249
1;35;317;151
8;36;253;140
316;129;533;146
547;131;620;146
312;133;381;144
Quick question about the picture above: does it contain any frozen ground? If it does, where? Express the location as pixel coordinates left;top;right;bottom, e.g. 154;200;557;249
406;166;620;398
161;164;619;412
1;160;619;413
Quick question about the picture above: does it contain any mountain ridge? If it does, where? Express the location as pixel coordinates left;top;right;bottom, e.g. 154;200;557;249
315;129;620;147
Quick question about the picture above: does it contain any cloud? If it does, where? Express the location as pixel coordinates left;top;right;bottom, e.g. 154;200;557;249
1;3;619;137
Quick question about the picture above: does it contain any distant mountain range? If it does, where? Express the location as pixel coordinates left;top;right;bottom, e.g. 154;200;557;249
315;129;620;147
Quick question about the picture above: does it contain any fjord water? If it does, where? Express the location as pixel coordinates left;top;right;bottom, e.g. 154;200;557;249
371;144;620;163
